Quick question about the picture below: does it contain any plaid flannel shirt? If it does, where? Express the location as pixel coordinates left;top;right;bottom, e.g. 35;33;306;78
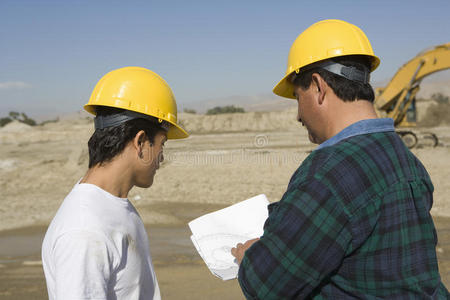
238;122;448;299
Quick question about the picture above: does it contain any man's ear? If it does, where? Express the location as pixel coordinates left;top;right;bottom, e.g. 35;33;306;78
311;73;327;105
132;130;147;153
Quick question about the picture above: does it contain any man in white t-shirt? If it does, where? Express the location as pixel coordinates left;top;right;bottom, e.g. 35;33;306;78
42;67;189;299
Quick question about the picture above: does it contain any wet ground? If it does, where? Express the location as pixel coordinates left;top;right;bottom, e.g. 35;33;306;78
0;203;448;299
0;202;245;300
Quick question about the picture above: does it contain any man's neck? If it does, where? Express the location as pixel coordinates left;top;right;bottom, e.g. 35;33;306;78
80;158;134;198
325;99;378;141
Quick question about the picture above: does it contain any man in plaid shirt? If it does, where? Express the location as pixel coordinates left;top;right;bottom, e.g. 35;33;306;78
232;20;448;299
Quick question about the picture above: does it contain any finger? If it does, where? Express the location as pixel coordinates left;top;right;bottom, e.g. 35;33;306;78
231;247;237;256
245;238;260;246
237;243;244;248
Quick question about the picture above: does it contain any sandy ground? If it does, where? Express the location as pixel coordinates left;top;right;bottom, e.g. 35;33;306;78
0;208;449;299
0;206;449;300
1;110;450;298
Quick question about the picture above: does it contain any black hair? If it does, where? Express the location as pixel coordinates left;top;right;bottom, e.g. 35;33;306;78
87;106;166;168
293;55;375;102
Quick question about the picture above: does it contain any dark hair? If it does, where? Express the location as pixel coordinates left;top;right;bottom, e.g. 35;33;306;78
293;55;375;102
87;107;165;168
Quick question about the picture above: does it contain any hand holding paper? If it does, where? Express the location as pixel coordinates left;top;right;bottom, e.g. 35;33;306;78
188;194;269;280
231;238;260;264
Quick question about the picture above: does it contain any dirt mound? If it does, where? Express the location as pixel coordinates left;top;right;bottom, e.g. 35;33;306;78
179;109;300;134
0;121;34;133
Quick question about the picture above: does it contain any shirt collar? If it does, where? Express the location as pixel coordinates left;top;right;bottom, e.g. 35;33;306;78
316;118;395;150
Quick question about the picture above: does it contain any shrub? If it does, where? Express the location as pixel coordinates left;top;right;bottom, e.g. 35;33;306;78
0;117;12;127
431;93;449;104
0;111;37;127
419;93;450;127
183;108;197;114
206;105;245;115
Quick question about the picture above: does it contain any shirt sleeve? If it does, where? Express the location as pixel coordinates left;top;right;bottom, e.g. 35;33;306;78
52;230;117;300
238;177;353;299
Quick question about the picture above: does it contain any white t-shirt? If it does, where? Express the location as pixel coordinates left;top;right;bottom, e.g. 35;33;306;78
42;182;161;300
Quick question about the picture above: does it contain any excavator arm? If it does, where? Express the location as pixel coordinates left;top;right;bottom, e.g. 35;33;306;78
375;43;450;126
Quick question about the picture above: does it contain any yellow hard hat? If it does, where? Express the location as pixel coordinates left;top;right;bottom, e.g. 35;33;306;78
273;19;380;99
84;67;188;139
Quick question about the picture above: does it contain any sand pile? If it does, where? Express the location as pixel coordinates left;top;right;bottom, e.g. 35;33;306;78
0;117;93;145
0;121;34;133
179;109;300;134
0;110;301;145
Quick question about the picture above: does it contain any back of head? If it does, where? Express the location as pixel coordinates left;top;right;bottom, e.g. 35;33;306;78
292;55;375;102
87;106;165;168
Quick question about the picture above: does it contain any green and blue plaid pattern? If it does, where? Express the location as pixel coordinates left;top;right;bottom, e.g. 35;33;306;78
238;131;449;299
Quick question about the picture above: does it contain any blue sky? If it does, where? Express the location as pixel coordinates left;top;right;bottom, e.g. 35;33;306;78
1;0;449;119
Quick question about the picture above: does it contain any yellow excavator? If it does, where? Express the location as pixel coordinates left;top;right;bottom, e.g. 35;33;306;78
374;43;450;148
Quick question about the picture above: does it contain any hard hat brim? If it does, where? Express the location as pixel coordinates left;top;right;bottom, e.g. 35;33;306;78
273;73;297;99
167;123;189;139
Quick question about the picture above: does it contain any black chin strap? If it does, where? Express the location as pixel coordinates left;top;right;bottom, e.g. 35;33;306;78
94;110;170;131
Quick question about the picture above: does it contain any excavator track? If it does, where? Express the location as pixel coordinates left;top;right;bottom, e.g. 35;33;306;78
397;131;418;149
421;132;439;148
397;130;439;149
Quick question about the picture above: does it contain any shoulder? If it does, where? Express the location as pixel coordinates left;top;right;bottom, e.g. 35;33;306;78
288;131;432;212
49;184;108;229
44;183;135;251
292;131;429;185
